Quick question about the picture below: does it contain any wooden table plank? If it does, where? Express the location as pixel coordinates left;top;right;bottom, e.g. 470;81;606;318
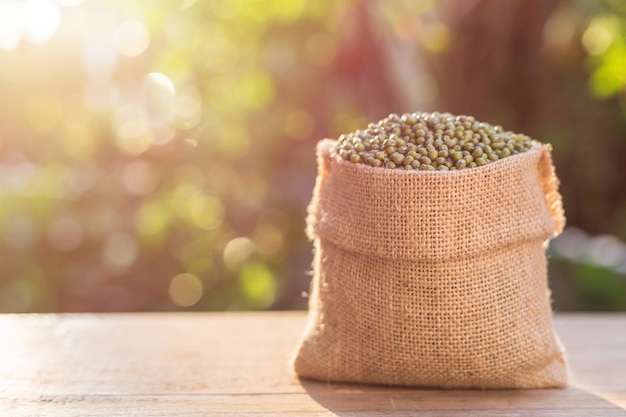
0;312;625;416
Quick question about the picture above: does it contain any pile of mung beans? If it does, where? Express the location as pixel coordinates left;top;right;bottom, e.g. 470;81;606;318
335;112;534;171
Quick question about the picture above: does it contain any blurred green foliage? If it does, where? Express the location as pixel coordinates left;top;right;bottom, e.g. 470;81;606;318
550;259;626;311
582;0;626;99
1;0;353;311
0;0;625;312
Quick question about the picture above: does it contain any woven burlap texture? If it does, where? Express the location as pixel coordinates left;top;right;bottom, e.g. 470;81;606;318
292;139;568;389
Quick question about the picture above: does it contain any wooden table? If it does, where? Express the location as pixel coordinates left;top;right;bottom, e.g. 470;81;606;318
0;312;625;416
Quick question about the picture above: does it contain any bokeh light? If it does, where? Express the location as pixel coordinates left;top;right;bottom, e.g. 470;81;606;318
582;15;619;56
23;0;61;45
0;0;63;50
0;1;24;51
239;262;276;310
115;20;150;57
102;233;139;270
542;6;576;52
223;237;255;271
169;273;203;307
419;22;451;53
0;0;625;314
141;72;175;126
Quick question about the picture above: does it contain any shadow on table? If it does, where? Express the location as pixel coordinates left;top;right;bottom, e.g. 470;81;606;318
298;378;626;416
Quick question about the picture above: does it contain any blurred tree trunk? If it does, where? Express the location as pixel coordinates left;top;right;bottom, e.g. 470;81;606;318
424;0;626;239
431;0;562;129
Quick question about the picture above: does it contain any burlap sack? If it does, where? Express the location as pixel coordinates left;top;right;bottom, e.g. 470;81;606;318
292;139;568;389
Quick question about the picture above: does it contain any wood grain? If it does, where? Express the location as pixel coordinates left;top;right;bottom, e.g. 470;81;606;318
0;312;624;416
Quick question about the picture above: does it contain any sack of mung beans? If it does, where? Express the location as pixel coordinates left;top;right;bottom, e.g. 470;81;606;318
292;112;568;389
